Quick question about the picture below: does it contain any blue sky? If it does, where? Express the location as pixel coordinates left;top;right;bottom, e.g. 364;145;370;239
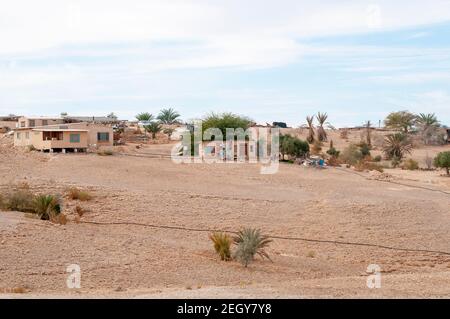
1;0;450;127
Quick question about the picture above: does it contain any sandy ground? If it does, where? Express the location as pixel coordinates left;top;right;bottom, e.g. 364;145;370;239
0;133;449;298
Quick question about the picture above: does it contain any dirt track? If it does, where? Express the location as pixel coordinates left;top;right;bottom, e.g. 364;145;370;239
1;141;450;298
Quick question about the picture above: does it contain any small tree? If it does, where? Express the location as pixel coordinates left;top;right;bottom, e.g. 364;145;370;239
233;228;272;267
384;111;416;133
280;135;309;160
144;122;162;139
305;115;315;144
434;151;450;175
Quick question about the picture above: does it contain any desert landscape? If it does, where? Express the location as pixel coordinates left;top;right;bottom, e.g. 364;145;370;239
1;127;449;298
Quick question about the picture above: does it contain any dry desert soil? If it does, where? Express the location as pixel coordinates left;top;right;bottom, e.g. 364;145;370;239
1;134;450;298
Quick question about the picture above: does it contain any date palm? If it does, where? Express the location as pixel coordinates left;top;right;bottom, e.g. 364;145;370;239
316;112;334;142
135;112;154;122
144;122;162;139
304;115;315;144
157;108;180;124
233;228;272;267
416;113;439;129
382;133;413;160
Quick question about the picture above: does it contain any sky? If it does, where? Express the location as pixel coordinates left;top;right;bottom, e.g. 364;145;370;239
1;0;450;127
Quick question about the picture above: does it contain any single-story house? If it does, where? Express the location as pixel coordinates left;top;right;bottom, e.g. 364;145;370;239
13;123;113;152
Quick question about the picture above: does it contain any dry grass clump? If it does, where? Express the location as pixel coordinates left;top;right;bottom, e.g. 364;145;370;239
1;189;35;213
74;205;86;217
209;232;232;261
354;160;384;173
67;187;92;201
50;213;67;225
402;158;419;170
97;149;113;156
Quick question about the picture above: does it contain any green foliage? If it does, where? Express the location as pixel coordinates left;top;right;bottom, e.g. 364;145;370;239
326;147;340;158
233;228;272;267
33;195;61;220
384;111;416;133
280;135;309;159
340;144;364;165
209;232;232;261
157;108;180;124
135;112;154;122
434;151;450;175
358;142;371;157
382;133;413;160
416;113;439;128
202;112;252;138
144;122;163;139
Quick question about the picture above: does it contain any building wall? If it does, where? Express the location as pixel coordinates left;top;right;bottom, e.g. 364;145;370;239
17;117;64;128
32;131;88;150
13;129;33;147
64;123;114;147
0;121;18;130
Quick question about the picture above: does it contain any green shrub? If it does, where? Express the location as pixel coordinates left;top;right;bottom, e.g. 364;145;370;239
434;151;450;175
402;159;419;170
326;147;340;158
358;142;371;157
209;232;232;261
233;228;272;267
33;195;61;220
280;134;309;159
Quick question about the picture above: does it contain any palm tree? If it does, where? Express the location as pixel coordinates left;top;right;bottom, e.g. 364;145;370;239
316;112;329;142
305;115;315;144
157;108;180;124
135;112;154;122
364;120;372;147
33;195;61;220
144;122;162;139
233;228;272;267
416;113;439;129
382;133;413;160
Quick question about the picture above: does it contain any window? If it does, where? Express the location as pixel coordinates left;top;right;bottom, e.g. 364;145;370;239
42;120;48;126
97;132;110;142
29;120;35;127
16;132;21;139
20;121;25;128
25;132;30;139
70;134;80;143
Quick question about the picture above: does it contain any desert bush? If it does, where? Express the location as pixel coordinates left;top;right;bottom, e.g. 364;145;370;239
354;160;384;173
67;187;92;201
326;140;340;158
327;156;342;167
280;134;309;159
373;155;382;162
310;140;322;155
402;159;419;170
233;228;272;267
209;232;232;261
97;149;113;156
51;213;67;225
434;151;450;175
27;145;36;152
4;189;35;212
74;205;86;217
340;144;363;165
33;195;62;220
358;142;371;157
